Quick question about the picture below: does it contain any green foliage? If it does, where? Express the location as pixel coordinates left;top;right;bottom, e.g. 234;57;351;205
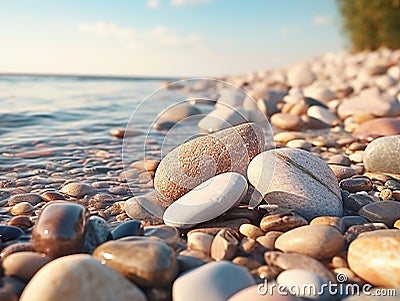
337;0;400;51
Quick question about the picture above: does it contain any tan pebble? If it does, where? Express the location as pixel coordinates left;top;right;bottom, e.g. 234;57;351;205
256;231;282;250
281;102;295;114
330;255;348;269
328;165;358;181
379;188;393;200
232;256;261;270
288;100;309;115
286;139;312;151
274;132;308;143
333;267;364;284
260;211;308;232
347;229;400;287
239;223;264;239
310;216;343;232
130;159;160;172
8;215;34;230
186;232;214;256
210;229;239;261
264;251;336;283
271;113;303;131
275;225;345;259
11;202;34;215
353;113;375;124
2;251;52;282
326;154;351;166
394;219;400;229
41;191;66;202
349;152;363;163
178;249;211;261
348;141;367;151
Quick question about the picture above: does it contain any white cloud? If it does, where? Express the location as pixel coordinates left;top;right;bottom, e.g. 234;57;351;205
279;26;300;36
147;0;160;9
77;22;205;49
171;0;212;7
313;15;333;26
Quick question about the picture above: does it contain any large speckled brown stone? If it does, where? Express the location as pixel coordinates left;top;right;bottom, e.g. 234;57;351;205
347;229;400;287
154;123;266;201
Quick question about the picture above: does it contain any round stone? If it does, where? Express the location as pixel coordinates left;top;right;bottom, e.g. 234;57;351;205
10;202;33;216
187;232;214;256
248;148;343;220
31;201;88;258
198;108;249;132
239;223;265;239
172;261;255;301
93;239;177;288
260;211;308;232
358;200;400;227
347;229;400;287
276;269;326;300
228;284;302;301
82;216;111;253
111;220;143;239
154;123;265;201
2;251;52;282
60;183;96;198
363;135;400;174
353;117;400;139
158;103;201;122
270;113;302;131
163;172;248;229
275;225;345;259
337;88;400;119
287;65;316;87
307;106;338;126
8;193;41;206
19;254;146;301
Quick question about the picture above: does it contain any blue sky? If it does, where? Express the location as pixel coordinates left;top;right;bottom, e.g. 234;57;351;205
0;0;344;77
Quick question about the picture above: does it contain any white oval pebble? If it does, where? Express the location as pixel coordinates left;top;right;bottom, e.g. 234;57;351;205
163;172;248;229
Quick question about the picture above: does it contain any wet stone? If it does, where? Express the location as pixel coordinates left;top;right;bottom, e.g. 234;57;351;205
345;223;388;244
0;277;25;301
0;226;24;242
2;251;52;282
19;254;147;301
10;202;33;216
32;201;88;258
0;243;35;261
60;183;96;198
93;239;177;288
111;220;143;239
343;192;375;212
82;216;111;253
144;225;180;246
358;200;400;227
7;216;33;231
8;194;41;206
40;191;65;202
339;177;373;193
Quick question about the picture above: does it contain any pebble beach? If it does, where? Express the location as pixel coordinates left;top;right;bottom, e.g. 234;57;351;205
1;48;400;300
